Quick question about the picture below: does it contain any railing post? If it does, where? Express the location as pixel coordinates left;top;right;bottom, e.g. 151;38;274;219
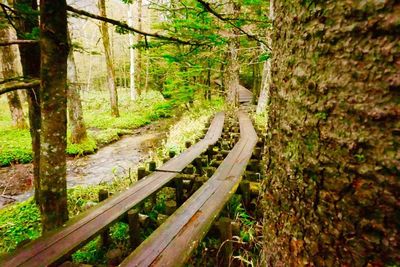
240;180;251;208
175;178;184;206
128;208;140;249
218;217;233;265
148;161;157;207
98;189;110;248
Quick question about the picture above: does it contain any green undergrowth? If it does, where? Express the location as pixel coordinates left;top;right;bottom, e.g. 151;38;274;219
157;97;224;158
0;96;224;257
0;90;172;166
188;195;263;267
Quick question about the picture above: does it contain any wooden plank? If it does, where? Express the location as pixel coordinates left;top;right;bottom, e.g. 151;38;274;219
0;112;225;267
120;111;257;267
238;85;253;103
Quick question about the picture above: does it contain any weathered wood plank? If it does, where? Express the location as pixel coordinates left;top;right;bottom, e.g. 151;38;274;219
120;111;257;267
0;112;225;267
238;85;253;104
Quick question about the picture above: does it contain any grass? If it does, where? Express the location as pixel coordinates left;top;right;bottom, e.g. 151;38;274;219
0;95;224;256
158;97;224;157
0;90;173;166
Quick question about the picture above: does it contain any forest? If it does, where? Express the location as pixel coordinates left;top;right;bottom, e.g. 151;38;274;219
0;0;399;266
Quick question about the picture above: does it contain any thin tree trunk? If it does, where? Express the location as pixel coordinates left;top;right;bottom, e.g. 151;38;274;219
128;2;137;100
98;0;119;116
136;0;143;95
67;30;87;144
0;25;27;129
256;0;273;114
39;0;69;232
144;52;150;91
14;0;41;204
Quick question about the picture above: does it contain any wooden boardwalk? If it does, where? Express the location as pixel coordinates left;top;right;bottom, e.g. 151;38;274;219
0;113;225;267
120;110;258;267
238;85;253;104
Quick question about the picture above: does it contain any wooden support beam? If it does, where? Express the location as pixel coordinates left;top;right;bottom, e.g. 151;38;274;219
218;217;233;265
98;190;110;248
128;209;141;249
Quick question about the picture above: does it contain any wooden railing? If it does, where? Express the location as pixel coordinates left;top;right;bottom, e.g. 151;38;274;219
120;110;258;267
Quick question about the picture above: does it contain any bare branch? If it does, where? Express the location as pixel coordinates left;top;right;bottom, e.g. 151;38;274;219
0;40;38;46
0;79;39;95
66;5;203;46
195;0;271;50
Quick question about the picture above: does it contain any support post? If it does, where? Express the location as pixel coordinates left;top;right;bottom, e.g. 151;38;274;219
218;217;233;265
185;141;192;148
98;189;110;248
148;161;157;207
240;180;251;208
175;178;184;206
128;209;140;249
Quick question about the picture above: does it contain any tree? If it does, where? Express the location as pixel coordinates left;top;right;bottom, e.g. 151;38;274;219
13;0;42;203
0;25;27;129
256;0;273;114
39;0;69;232
263;1;399;265
223;2;241;105
127;1;137;101
136;0;143;95
98;0;119;117
67;30;87;144
0;1;27;129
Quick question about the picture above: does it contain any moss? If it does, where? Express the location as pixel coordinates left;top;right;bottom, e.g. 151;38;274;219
263;0;399;265
0;91;174;165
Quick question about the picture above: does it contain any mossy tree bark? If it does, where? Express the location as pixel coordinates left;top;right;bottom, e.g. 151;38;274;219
67;30;87;144
99;0;120;117
14;0;42;203
223;2;240;105
263;1;400;265
39;0;69;232
0;24;27;129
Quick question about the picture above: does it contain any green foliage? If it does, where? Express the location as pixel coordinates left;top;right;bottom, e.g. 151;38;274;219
72;238;105;264
66;137;97;156
259;52;271;62
0;90;172;165
0;201;41;253
315;111;328;120
115;24;129;34
160;97;223;156
0;128;32;166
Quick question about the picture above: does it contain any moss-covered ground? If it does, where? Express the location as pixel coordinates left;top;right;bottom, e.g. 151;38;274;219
0;90;173;166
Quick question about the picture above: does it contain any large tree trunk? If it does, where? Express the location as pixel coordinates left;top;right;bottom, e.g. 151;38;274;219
67;30;87;144
223;2;240;105
14;0;41;203
99;0;119;116
0;25;27;129
263;1;399;265
39;0;69;232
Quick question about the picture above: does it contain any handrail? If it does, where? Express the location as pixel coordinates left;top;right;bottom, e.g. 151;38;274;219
0;112;225;267
120;110;257;267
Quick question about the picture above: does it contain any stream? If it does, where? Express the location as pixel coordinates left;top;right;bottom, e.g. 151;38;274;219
0;120;169;209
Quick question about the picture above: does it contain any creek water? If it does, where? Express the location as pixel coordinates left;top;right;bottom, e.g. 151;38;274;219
0;121;169;209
